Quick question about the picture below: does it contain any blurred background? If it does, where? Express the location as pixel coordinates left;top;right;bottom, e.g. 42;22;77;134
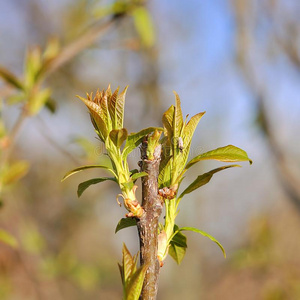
0;0;300;299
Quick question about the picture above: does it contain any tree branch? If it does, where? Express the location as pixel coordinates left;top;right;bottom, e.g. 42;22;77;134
137;139;162;300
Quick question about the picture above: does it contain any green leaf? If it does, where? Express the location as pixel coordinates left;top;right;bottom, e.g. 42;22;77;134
62;165;115;181
1;160;29;185
24;47;42;88
0;66;23;90
178;165;240;200
168;225;187;264
162;105;175;139
121;181;134;190
115;218;137;233
173;92;183;139
109;128;128;148
126;263;148;300
77;177;117;197
131;171;148;182
171;227;187;248
179;227;226;258
168;241;187;265
185;145;252;170
0;229;18;249
122;243;136;283
45;97;57;113
158;156;172;188
122;127;163;159
132;7;155;48
28;88;52;115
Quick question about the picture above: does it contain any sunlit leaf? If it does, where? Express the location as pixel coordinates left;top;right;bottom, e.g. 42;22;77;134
126;263;149;300
162;105;175;139
43;37;60;61
0;229;18;249
179;227;226;258
178;165;240;200
1;160;29;185
99;88;112;131
24;46;42;89
77;177;117;197
109;128;128;148
185;145;252;170
108;86;127;129
0;66;23;90
115;218;137;233
173;92;183;139
168;241;187;265
28;88;52;115
158;156;172;188
77;95;108;142
122;127;163;159
131;171;147;182
132;7;155;48
168;225;187;264
121;181;134;190
122;243;136;283
62;165;115;181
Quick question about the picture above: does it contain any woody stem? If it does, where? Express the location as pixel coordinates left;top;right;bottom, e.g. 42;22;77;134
137;139;162;300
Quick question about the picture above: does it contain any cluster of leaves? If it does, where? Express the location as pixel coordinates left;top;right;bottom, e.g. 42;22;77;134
62;86;161;218
118;244;148;300
66;85;252;270
0;39;59;116
157;94;252;264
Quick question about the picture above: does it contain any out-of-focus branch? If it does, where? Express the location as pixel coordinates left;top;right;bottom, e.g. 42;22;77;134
1;13;126;168
232;0;300;213
41;14;125;79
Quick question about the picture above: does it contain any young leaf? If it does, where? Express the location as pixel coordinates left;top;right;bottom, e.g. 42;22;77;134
132;6;155;48
167;225;187;264
98;88;112;131
77;177;117;197
1;160;29;185
28;88;52;115
122;243;135;284
62;165;115;181
0;66;23;90
45;97;57;113
178;165;240;200
115;86;127;129
122;127;163;159
0;229;18;249
130;171;148;182
77;95;108;142
185;145;252;170
126;263;149;300
108;87;120;129
109;128;128;148
158;156;172;188
168;242;187;265
183;112;206;151
179;227;226;258
162;105;175;139
173;92;183;139
115;218;137;233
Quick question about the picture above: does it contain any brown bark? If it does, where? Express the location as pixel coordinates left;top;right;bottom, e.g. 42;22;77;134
137;140;162;300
